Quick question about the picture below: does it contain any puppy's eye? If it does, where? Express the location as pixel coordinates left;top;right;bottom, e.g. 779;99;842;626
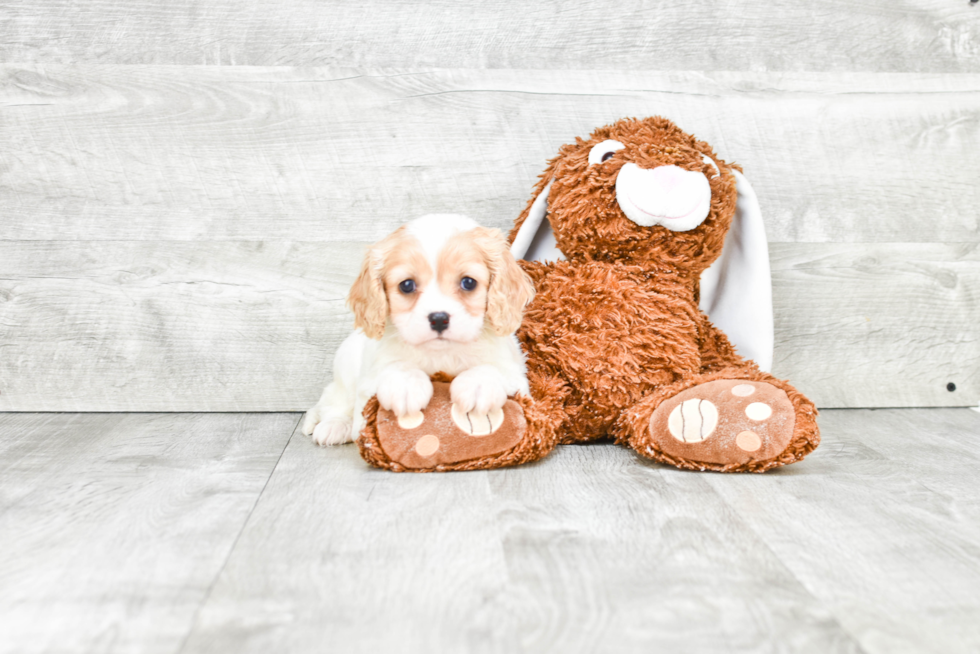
398;279;416;294
460;277;477;292
588;140;625;165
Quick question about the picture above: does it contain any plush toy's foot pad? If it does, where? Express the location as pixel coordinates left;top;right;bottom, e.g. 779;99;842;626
647;379;796;469
375;382;527;470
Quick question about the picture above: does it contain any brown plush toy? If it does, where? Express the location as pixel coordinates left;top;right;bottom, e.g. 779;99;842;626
358;117;820;473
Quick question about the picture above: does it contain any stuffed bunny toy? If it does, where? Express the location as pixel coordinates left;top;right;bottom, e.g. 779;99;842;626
358;116;820;473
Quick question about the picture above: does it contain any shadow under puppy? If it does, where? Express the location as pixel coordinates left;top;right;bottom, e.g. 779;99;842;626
303;214;535;446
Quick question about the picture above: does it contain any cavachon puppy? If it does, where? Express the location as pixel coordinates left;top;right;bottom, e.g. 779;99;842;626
302;214;535;446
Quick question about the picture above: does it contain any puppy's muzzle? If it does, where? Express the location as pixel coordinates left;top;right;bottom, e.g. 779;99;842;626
428;312;450;334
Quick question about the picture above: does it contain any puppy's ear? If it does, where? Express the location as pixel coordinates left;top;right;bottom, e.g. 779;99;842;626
348;241;388;340
474;227;535;336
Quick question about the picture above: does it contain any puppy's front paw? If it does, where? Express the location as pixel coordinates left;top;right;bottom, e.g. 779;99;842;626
451;368;508;415
312;419;353;446
376;368;433;417
301;406;322;436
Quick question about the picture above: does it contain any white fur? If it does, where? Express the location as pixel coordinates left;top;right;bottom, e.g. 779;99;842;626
302;215;530;446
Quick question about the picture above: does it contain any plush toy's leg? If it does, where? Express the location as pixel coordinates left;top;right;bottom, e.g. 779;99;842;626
357;372;568;472
616;367;820;473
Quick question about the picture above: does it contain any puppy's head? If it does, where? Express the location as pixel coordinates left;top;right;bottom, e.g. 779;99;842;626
348;214;534;344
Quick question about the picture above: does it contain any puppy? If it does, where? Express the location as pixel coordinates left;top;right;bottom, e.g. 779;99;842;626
302;214;536;446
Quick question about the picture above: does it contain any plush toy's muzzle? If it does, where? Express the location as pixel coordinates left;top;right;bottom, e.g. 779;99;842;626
615;163;713;231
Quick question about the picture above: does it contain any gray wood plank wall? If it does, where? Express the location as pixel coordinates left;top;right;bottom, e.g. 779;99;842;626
1;2;978;411
3;1;978;72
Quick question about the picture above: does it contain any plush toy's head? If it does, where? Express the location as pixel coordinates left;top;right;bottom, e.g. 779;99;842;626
511;116;740;278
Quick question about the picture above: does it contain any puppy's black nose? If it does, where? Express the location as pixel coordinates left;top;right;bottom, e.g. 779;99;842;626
428;312;450;334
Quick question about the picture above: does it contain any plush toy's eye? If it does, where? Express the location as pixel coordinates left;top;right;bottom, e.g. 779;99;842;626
460;276;477;292
588;140;625;165
701;154;720;179
398;279;416;294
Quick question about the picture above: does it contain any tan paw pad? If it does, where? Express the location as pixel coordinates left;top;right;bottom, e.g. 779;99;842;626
397;411;425;430
745;403;772;421
414;434;440;456
450;404;505;437
667;399;718;443
731;384;756;397
736;430;762;452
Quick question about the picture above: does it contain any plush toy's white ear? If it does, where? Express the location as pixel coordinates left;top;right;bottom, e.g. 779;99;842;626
510;180;564;262
699;170;774;372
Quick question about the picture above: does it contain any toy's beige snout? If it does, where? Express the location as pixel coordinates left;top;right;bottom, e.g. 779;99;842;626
615;163;712;232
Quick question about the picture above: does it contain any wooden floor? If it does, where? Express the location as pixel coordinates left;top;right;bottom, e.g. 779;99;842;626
2;408;979;653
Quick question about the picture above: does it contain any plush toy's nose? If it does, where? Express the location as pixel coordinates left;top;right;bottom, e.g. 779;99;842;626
615;163;712;232
428;312;450;333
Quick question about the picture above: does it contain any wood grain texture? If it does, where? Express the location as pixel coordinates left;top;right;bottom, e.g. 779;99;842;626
1;409;977;652
180;427;521;653
704;408;980;653
0;240;362;411
2;65;978;244
180;427;859;653
481;447;859;653
0;0;978;72
0;412;298;654
771;242;980;408
1;241;975;411
180;408;980;653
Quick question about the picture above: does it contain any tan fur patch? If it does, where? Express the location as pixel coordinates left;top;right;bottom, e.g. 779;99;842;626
437;232;491;318
381;235;432;319
468;227;535;336
348;228;439;339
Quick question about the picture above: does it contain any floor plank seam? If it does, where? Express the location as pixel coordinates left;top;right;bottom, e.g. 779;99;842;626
173;414;301;654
